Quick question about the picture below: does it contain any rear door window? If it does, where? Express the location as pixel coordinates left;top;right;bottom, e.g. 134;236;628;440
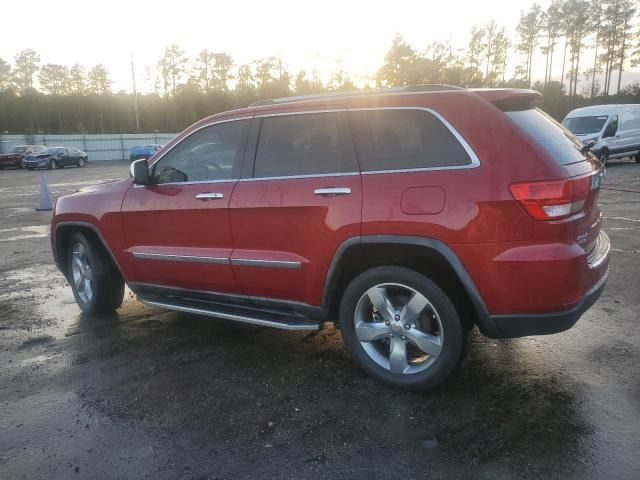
253;112;357;178
349;109;473;172
506;108;586;165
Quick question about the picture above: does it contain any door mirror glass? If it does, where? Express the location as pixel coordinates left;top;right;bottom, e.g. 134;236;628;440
130;159;153;185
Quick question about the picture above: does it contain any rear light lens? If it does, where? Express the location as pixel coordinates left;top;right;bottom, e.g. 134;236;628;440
509;174;593;220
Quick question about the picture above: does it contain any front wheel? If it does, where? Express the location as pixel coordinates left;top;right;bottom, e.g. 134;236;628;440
339;266;465;390
635;154;640;163
67;232;124;314
78;157;86;167
49;159;57;170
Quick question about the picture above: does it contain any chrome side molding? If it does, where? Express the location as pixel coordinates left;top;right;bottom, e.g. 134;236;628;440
230;258;302;269
132;252;229;264
314;187;351;196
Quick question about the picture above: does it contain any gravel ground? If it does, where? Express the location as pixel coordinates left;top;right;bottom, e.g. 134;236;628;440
0;160;638;480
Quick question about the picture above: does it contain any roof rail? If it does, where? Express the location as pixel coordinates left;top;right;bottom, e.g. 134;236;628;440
249;84;463;107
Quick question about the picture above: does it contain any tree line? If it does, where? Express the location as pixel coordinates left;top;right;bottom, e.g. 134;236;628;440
1;0;640;134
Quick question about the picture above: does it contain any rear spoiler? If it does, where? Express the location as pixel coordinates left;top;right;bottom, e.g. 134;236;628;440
469;88;542;111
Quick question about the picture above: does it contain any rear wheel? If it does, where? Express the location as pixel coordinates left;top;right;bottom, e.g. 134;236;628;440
339;266;465;390
635;154;640;163
67;232;124;314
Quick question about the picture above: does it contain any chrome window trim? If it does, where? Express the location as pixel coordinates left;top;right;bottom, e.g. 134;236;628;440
350;107;480;172
239;172;359;182
132;252;229;265
231;258;302;269
242;106;479;182
136;116;253;188
133;178;238;188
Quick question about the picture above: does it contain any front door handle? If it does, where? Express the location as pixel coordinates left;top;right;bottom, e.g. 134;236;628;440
195;192;224;200
314;187;351;196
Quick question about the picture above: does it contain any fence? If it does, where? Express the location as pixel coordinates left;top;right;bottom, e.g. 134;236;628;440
0;133;177;161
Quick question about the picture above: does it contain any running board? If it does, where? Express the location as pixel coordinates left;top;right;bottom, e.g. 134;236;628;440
133;284;322;331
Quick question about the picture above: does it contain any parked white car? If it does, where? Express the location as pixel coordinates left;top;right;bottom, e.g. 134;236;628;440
562;104;640;166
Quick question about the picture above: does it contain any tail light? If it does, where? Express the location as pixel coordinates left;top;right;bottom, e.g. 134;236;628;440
509;174;594;220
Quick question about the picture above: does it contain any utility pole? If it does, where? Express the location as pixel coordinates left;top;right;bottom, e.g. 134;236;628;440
131;53;140;132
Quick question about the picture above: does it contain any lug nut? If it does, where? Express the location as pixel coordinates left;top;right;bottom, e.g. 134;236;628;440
394;314;400;321
401;335;406;340
404;324;411;330
385;321;391;326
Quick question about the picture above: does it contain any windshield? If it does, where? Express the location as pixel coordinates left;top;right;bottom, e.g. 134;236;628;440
41;148;61;155
507;108;586;165
7;146;27;153
562;115;609;135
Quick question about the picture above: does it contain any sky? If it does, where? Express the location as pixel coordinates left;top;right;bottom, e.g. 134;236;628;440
2;0;637;93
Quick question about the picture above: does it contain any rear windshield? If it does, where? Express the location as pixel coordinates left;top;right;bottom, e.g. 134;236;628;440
562;115;608;135
506;109;586;165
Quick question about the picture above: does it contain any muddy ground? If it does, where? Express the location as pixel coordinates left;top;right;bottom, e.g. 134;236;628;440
0;161;638;479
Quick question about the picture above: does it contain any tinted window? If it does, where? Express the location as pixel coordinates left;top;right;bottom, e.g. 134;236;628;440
350;109;472;172
254;112;357;178
153;119;249;184
506;109;586;165
562;115;608;135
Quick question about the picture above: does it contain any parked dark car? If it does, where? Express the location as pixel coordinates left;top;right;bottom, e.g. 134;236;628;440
23;147;88;170
50;86;609;390
129;144;162;161
0;145;46;169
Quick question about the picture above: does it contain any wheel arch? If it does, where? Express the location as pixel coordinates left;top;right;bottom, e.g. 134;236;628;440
54;221;125;283
323;235;493;334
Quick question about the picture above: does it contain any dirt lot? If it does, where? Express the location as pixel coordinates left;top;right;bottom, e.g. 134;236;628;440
0;161;639;479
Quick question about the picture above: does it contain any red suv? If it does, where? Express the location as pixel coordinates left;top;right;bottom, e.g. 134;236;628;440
51;86;610;390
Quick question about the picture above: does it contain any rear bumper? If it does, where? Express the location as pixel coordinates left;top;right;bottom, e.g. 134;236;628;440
480;268;608;338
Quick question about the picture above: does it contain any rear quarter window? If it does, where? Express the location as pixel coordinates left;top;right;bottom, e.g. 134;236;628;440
507;109;586;165
349;109;473;172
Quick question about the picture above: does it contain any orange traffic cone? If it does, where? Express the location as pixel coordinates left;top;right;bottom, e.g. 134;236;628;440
35;172;53;211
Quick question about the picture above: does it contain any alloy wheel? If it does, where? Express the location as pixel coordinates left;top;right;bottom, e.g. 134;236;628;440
353;282;443;375
71;242;94;304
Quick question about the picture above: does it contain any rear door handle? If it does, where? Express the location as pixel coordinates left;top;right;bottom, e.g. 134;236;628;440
314;187;351;196
195;192;224;200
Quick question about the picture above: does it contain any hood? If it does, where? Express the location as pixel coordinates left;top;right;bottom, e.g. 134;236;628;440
75;179;122;194
575;133;601;144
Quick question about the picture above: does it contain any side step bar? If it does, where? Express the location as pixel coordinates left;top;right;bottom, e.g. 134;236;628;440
132;284;322;331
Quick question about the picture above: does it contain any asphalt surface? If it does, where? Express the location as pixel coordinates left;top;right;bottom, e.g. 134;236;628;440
0;161;639;480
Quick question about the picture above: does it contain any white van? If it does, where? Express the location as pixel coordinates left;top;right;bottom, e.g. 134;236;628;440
562;104;640;166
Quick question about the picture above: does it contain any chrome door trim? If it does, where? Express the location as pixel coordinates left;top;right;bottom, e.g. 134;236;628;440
138;298;319;331
314;187;351;195
132;252;229;264
134;178;239;188
231;258;302;269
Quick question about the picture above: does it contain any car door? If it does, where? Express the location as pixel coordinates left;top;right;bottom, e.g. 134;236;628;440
121;117;251;292
228;109;362;305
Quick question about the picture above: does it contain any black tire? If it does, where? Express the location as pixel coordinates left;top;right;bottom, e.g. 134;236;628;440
599;149;609;167
48;159;57;170
635;154;640;163
339;266;465;391
78;157;86;167
67;232;124;314
27;167;34;170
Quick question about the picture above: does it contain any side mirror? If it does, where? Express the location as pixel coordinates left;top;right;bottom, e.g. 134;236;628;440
130;159;153;185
